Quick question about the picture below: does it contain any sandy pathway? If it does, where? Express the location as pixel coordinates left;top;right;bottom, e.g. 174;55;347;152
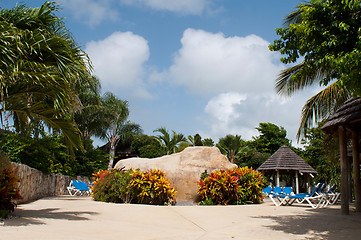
1;196;360;240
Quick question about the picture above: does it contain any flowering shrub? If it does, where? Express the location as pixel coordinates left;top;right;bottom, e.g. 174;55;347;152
0;152;21;219
197;167;266;205
91;168;176;205
129;169;176;205
91;168;133;203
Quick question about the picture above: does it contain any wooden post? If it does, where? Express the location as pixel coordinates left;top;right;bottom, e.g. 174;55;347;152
295;171;299;194
352;131;361;212
276;170;280;187
307;174;311;193
339;126;349;215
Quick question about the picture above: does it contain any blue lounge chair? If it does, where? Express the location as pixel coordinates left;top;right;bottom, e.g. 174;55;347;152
269;187;293;206
270;183;325;208
67;180;91;196
263;187;273;196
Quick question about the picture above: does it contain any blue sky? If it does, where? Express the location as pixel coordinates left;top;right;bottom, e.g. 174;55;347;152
2;0;319;147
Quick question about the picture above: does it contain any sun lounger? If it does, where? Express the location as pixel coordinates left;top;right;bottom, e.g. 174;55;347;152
269;183;325;208
67;180;91;196
320;185;340;207
263;187;273;196
268;187;294;206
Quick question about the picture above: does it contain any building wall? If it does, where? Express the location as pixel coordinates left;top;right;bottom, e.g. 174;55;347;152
12;163;89;204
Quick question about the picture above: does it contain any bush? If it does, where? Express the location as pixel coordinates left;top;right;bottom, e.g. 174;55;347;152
91;169;176;205
91;169;133;203
197;167;266;205
0;152;21;219
129;169;176;205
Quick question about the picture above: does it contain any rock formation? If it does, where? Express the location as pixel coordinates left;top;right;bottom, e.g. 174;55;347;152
114;146;237;202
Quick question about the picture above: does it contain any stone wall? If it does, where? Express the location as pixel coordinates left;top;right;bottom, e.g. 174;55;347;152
12;163;89;204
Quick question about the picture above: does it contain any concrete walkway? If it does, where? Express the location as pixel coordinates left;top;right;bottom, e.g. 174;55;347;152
1;196;361;240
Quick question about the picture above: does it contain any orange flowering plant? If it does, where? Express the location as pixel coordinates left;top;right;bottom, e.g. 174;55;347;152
197;167;266;205
129;169;176;205
91;168;176;205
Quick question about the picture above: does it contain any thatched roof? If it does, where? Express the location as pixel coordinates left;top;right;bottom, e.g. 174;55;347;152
322;97;361;134
257;145;317;174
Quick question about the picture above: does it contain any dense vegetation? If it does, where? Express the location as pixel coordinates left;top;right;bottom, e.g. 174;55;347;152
91;168;176;205
197;167;267;205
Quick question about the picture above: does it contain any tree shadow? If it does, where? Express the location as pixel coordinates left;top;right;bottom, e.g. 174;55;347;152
254;207;361;239
3;208;98;226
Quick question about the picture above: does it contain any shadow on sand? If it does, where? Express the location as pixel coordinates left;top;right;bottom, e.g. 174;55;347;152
4;207;98;227
255;206;361;240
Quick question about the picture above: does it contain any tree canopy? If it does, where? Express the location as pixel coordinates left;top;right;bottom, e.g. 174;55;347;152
0;2;92;149
251;122;290;154
269;0;361;137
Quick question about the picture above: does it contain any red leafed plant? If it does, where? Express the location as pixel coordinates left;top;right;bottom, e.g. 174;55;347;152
0;152;21;219
197;167;266;205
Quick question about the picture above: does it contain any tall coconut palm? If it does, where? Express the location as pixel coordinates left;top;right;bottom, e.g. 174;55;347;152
96;92;142;169
153;127;186;155
0;2;92;149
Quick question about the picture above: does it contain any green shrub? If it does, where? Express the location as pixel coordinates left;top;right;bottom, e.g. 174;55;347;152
91;169;133;203
129;169;176;205
197;167;266;205
91;169;176;205
0;152;21;219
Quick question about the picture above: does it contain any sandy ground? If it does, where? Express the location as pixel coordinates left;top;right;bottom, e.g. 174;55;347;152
1;196;361;240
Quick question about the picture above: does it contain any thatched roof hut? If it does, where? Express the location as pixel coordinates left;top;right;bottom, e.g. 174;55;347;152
321;97;361;215
322;97;361;135
257;145;316;193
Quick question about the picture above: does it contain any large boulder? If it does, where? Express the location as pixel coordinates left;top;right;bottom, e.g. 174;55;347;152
114;146;237;202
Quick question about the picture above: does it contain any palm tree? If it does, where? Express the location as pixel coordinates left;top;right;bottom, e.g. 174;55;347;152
216;135;245;163
74;76;102;143
96;92;142;169
154;127;186;155
272;4;352;139
0;3;92;149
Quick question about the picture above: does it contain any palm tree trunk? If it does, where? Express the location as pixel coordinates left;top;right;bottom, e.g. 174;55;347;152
108;139;116;170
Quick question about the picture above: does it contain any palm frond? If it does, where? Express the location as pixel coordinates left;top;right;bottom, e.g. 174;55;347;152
276;62;334;96
297;81;352;140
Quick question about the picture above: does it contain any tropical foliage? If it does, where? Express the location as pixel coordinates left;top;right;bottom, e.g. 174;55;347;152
269;0;361;138
91;169;176;205
197;167;266;205
0;132;108;176
217;134;245;163
0;2;92;150
129;169;176;205
130;135;164;158
0;152;21;219
153;127;186;155
96;92;142;169
91;168;134;203
300;122;340;187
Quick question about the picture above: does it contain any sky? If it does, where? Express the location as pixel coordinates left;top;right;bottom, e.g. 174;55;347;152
2;0;321;147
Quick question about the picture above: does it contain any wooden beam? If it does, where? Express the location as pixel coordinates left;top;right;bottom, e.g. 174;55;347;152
295;171;299;194
352;131;361;212
276;170;280;187
339;126;350;215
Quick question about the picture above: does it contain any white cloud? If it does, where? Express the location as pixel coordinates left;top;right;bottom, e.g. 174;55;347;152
60;0;118;27
120;0;210;15
167;28;282;95
85;31;152;98
202;90;320;144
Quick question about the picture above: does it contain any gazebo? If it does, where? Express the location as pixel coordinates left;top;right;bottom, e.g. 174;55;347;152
257;145;317;194
322;97;361;215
